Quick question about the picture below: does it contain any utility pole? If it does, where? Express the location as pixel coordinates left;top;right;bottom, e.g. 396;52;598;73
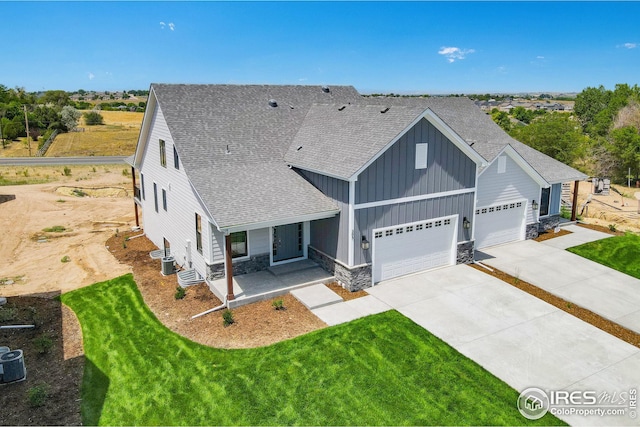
24;105;31;156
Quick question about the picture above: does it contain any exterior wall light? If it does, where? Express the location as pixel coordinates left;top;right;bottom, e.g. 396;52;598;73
532;200;539;211
463;217;471;230
361;235;370;250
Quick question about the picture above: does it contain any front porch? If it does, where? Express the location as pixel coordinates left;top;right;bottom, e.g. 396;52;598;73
208;259;335;308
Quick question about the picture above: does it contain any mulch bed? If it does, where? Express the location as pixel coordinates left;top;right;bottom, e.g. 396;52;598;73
533;227;572;242
0;295;83;426
106;231;328;349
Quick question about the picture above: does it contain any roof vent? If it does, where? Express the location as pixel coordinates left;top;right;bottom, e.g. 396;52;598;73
322;86;330;93
268;99;278;107
289;105;294;109
296;145;303;151
338;105;346;111
380;107;390;114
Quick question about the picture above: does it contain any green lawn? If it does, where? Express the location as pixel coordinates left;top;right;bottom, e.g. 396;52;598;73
567;233;640;279
61;274;562;426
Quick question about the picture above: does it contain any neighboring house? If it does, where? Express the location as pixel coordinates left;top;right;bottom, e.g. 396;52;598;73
128;84;586;302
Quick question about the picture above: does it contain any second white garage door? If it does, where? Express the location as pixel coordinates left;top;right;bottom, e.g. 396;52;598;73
474;200;526;249
372;215;457;283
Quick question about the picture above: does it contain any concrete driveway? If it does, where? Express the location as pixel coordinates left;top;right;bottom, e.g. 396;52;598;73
479;224;640;334
367;265;640;426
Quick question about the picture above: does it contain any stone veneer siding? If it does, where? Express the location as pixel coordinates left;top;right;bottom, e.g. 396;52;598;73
206;253;270;281
456;241;474;264
526;223;539;239
538;215;561;232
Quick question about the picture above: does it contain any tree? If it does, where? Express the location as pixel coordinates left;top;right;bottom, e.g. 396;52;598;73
83;111;104;125
510;113;589;168
608;126;640;180
1;117;25;141
491;109;511;131
574;86;611;135
60;106;81;131
39;90;70;108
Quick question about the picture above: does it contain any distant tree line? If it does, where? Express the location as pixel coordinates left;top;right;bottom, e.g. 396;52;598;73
0;85;147;149
490;83;640;182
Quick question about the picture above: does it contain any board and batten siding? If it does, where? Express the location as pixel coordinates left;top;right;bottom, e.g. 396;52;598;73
138;103;223;278
477;154;540;224
353;192;475;266
355;118;476;204
297;169;349;264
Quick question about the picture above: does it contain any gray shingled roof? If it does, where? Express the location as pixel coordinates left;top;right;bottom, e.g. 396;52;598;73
285;104;429;180
352;96;587;183
149;85;586;229
151;84;361;229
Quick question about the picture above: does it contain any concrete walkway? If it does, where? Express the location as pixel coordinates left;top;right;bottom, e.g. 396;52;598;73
291;284;391;326
366;265;640;426
479;224;640;334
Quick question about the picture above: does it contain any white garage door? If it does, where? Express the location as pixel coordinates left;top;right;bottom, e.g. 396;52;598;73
475;200;526;249
372;215;457;283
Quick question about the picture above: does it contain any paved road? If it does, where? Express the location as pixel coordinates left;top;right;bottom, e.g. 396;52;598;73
0;156;128;166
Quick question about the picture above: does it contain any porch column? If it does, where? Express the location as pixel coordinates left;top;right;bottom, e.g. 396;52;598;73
225;234;235;301
131;166;139;227
571;180;580;221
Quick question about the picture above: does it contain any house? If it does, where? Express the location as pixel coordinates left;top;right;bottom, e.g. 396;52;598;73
127;84;586;303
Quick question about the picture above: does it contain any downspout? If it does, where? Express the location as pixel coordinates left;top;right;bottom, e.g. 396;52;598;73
191;294;228;319
131;165;139;227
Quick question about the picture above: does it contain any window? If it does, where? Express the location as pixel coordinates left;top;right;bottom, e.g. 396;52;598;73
159;139;166;167
173;146;179;169
415;143;428;169
162;189;167;211
540;187;551;216
195;213;202;254
230;231;247;258
140;173;145;200
153;183;158;212
497;156;506;174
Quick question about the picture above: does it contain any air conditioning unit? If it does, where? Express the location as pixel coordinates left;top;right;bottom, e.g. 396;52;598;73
0;349;26;384
161;256;175;276
0;346;9;355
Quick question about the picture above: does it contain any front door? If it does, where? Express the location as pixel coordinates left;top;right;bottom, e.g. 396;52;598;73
273;223;304;262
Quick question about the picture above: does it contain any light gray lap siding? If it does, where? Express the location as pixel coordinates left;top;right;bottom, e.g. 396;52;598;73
355;118;476;204
297;169;350;264
353;192;475;265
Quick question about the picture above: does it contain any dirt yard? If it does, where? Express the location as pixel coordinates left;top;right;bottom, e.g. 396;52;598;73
0;166;135;296
575;180;640;233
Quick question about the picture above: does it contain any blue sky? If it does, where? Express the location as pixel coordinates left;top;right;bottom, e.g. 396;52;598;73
2;1;639;94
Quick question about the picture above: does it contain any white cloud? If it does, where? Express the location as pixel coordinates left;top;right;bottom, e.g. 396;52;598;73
160;21;175;31
624;42;637;49
88;72;95;80
298;77;308;82
536;55;545;59
438;46;475;63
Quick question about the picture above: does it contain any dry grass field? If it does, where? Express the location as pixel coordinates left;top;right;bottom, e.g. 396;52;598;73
0;164;132;186
0;110;144;157
46;111;143;156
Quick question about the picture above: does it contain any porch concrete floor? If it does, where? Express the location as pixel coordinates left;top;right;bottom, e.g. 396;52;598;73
208;259;335;308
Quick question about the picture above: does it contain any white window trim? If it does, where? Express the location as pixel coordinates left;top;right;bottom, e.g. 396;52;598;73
415;143;428;169
230;230;250;262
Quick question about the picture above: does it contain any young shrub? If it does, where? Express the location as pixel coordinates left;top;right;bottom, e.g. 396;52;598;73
61;255;70;263
27;383;49;407
608;224;617;232
222;309;235;327
63;166;71;176
0;306;17;322
34;335;53;354
272;299;285;311
174;286;186;300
